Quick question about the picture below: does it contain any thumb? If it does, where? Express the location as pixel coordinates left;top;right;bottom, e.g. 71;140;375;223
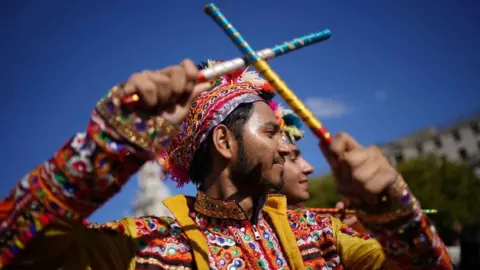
319;132;363;169
188;82;211;103
335;201;345;209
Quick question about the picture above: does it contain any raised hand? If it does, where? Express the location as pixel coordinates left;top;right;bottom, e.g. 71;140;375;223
122;59;211;124
320;132;398;209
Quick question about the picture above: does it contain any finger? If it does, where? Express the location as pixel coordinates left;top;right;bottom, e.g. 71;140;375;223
190;82;212;99
124;72;145;95
332;132;363;154
335;201;345;209
168;66;187;94
329;134;347;157
325;133;354;168
184;81;195;93
146;71;172;106
344;149;370;168
146;71;170;86
168;82;210;114
137;82;158;108
363;172;392;195
177;61;196;94
181;59;199;81
352;162;380;183
123;82;137;95
132;73;158;108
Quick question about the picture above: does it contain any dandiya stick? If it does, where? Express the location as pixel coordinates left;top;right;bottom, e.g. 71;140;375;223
203;4;441;218
199;30;331;82
121;30;331;104
204;3;332;145
311;208;438;215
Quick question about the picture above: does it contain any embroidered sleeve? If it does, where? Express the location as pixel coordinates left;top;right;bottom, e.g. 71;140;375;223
356;176;453;269
0;85;181;268
331;217;387;269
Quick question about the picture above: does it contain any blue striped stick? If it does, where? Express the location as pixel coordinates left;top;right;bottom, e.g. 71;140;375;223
122;30;331;104
199;30;331;81
204;3;333;144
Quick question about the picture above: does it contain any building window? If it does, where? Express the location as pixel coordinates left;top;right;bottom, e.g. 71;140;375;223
452;130;461;142
458;148;468;161
472;121;480;135
395;154;404;163
434;137;442;148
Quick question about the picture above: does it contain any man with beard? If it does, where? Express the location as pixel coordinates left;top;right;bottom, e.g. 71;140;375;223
1;60;452;269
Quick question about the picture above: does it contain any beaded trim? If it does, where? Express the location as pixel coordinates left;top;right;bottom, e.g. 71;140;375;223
193;192;248;220
95;84;181;154
357;175;420;224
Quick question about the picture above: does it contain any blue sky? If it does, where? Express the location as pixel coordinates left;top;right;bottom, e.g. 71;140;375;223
1;1;479;223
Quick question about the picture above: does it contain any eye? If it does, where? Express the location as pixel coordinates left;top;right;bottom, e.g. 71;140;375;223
264;129;276;137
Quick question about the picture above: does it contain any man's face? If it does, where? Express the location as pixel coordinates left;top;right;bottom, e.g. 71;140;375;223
281;143;314;204
231;102;289;193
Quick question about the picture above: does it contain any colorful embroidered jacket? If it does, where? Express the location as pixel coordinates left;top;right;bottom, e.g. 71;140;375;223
0;90;452;269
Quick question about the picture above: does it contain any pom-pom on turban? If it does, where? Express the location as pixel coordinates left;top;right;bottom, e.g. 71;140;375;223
160;60;275;187
268;100;304;144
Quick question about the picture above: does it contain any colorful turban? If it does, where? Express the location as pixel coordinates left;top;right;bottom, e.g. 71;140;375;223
161;60;275;187
269;100;304;144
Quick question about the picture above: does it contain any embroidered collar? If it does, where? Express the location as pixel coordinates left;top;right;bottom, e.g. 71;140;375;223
194;192;271;221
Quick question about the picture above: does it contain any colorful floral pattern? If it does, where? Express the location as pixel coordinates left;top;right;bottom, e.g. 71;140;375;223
77;195;452;270
0;87;452;269
0;93;172;268
163;60;275;186
86;195;452;269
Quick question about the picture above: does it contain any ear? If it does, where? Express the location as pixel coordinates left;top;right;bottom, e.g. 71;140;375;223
211;124;235;159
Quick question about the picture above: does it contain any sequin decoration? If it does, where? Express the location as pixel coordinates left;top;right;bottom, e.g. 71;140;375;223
0;87;453;270
0;88;178;268
95;84;182;155
163;60;275;186
2;190;453;269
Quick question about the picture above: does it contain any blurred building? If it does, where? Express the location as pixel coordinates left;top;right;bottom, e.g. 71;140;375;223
380;110;480;176
133;162;173;217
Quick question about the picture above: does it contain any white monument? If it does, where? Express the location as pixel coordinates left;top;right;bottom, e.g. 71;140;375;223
133;161;173;217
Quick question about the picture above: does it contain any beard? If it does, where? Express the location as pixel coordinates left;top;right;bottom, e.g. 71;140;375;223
231;140;285;194
270;170;285;193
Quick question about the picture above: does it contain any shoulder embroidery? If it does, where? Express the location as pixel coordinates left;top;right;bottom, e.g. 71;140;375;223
134;216;193;269
286;208;342;268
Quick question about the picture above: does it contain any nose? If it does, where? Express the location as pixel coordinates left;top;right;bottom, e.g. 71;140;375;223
300;158;314;176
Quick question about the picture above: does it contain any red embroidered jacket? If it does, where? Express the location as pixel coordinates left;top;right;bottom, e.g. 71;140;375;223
0;91;452;269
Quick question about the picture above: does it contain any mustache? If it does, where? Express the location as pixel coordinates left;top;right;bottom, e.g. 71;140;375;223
273;156;286;165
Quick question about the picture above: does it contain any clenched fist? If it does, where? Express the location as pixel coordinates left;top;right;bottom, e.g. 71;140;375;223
320;132;398;209
123;59;211;124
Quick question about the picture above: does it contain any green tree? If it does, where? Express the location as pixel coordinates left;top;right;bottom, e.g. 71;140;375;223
397;154;480;239
305;174;340;208
304;154;480;243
